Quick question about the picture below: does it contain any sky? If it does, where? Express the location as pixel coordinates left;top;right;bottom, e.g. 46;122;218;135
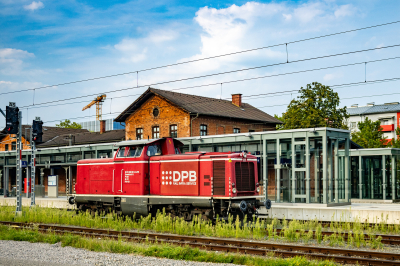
0;0;400;128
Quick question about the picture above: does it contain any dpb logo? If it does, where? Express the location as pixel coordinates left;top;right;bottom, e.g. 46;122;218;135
173;171;197;182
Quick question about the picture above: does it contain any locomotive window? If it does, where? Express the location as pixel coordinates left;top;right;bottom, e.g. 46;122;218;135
175;147;181;154
128;145;144;157
117;147;128;157
147;144;162;156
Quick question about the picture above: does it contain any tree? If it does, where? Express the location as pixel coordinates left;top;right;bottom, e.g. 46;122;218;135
277;82;349;130
351;118;386;148
56;119;82;129
388;127;400;148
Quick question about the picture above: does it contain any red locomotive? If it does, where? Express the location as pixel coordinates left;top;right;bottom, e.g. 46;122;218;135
72;137;270;220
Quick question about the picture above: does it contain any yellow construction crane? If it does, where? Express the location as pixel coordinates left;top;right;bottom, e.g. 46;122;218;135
82;94;107;121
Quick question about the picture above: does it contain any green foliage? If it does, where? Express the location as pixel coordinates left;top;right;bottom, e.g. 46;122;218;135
351;118;386;148
277;82;349;130
0;225;338;266
389;127;400;148
0;206;390;250
56;119;82;129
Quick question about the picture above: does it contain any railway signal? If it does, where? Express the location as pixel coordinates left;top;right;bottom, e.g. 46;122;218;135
5;103;19;134
32;119;43;143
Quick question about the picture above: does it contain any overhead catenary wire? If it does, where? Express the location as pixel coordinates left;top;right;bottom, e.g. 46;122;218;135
1;19;400;97
40;77;400;124
18;44;400;109
17;56;400;109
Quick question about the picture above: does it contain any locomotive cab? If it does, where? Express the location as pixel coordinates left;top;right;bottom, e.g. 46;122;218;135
73;137;269;220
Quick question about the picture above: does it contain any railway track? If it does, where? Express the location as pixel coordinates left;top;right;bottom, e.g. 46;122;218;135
1;220;400;266
273;228;400;245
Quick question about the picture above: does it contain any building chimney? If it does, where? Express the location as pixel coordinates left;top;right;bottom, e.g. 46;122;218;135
232;94;242;107
100;120;106;134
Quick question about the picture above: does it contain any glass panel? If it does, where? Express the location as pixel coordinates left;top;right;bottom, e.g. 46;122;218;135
52;155;65;163
266;140;276;201
295;171;306;195
362;156;383;199
350;156;359;198
39;156;50;164
67;153;81;162
396;155;400;199
310;137;322;203
294;144;306;168
97;150;111;158
84;152;95;159
385;155;392;200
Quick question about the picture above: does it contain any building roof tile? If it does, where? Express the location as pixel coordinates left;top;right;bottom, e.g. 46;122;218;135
115;87;282;124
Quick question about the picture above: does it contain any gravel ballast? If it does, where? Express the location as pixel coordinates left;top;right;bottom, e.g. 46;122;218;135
0;240;238;266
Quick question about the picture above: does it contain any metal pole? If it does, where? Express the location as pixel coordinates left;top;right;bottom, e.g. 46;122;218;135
305;136;310;203
359;155;362;199
322;133;327;204
334;140;339;203
30;140;36;206
276;138;281;203
15;111;22;214
262;138;267;202
4;167;8;198
344;138;350;203
382;155;386;200
291;138;296;203
392;155;396;200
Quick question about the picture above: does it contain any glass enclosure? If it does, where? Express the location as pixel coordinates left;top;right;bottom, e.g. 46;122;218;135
347;151;400;201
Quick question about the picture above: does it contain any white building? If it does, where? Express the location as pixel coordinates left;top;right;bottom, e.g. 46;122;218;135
79;118;125;132
347;102;400;142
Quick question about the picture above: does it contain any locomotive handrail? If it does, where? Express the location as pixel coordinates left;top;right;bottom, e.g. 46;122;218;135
112;169;115;192
120;169;124;192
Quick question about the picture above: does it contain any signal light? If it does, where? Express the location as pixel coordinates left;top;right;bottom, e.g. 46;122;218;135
32;120;43;143
5;106;19;135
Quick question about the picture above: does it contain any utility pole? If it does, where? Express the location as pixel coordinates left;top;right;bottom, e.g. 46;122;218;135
30;117;43;207
4;102;22;214
15;108;22;214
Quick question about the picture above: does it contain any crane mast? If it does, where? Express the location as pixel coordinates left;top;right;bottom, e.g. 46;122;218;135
82;94;107;121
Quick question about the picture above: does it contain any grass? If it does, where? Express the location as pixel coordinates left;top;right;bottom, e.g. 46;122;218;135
0;206;389;249
0;225;338;266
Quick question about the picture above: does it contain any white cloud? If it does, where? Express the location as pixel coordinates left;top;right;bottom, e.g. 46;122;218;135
282;13;292;20
0;81;12;85
23;1;44;11
0;48;35;75
323;73;343;81
0;48;34;59
113;29;178;63
376;43;384;48
334;4;355;18
293;3;324;23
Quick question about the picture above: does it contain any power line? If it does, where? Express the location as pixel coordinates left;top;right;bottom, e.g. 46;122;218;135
41;77;400;124
23;56;400;110
1;19;399;96
19;44;400;109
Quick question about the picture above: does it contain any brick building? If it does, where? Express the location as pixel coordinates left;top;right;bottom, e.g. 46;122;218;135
0;125;89;152
1;123;125;196
115;87;282;140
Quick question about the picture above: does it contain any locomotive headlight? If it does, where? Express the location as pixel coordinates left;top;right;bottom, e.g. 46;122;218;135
231;183;235;187
256;183;259;187
232;188;237;194
256;187;260;193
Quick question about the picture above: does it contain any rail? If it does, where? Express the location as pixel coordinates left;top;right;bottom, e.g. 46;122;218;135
1;221;400;265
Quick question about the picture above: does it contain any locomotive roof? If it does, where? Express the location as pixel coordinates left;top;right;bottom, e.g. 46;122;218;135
115;87;283;124
116;137;183;147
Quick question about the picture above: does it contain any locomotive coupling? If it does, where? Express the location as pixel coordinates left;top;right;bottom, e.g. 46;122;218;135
231;200;253;212
256;199;272;209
